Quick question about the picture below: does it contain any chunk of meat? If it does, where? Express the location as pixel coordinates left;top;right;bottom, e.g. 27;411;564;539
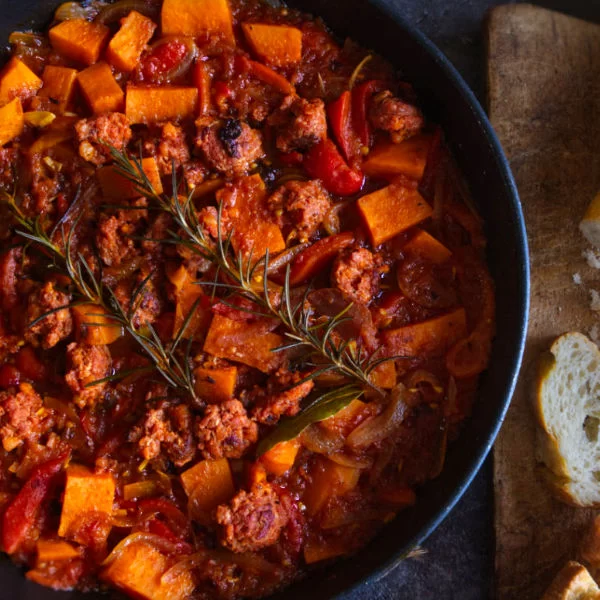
0;248;22;312
252;369;314;425
65;343;112;408
25;281;73;349
216;482;290;553
112;273;163;328
268;180;331;242
96;198;148;267
196;399;258;460
268;95;327;153
134;402;195;467
332;248;383;306
75;113;132;166
143;122;190;176
183;160;208;189
195;119;264;177
0;149;17;192
0;384;54;452
368;90;423;144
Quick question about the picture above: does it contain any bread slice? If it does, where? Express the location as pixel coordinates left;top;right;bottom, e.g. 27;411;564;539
580;192;600;248
535;332;600;506
541;561;600;600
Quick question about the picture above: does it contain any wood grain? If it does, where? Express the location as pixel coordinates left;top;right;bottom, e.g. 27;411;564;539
488;4;600;599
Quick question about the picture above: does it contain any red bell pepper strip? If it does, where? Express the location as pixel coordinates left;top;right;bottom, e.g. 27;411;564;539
304;139;364;196
327;90;357;161
352;80;385;147
2;453;69;554
139;498;191;538
147;519;193;554
288;232;355;286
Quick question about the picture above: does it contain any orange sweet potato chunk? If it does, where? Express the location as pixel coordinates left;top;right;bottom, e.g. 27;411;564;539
49;19;110;66
194;366;238;403
58;465;115;544
0;57;42;106
97;156;163;198
162;0;235;43
242;23;303;67
180;458;235;512
36;539;80;564
39;66;78;113
103;541;195;600
369;359;397;389
363;134;433;181
72;304;123;345
381;307;467;358
260;439;300;476
0;99;24;146
77;62;124;114
203;314;285;373
357;181;433;246
126;85;198;124
106;11;157;72
402;229;452;264
216;174;285;260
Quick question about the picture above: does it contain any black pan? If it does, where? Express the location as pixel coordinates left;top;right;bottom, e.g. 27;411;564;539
0;1;529;598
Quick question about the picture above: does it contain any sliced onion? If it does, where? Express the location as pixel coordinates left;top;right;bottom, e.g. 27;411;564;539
95;0;159;24
54;2;98;21
346;385;408;449
102;533;181;566
8;32;47;49
265;242;310;274
161;551;208;584
328;452;373;469
300;424;344;455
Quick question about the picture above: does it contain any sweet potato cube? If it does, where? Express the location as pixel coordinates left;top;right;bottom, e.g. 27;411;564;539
194;366;237;403
162;0;235;43
72;303;123;345
173;282;212;341
106;11;157;72
357;181;433;246
402;229;452;264
181;458;235;512
216;174;285;260
77;62;124;114
303;457;361;516
39;66;78;113
369;360;397;389
97;156;163;198
320;399;370;436
58;465;115;543
363;134;433;181
0;99;24;147
126;85;198;124
0;57;42;106
49;19;110;66
260;439;300;476
103;541;195;600
203;314;285;373
242;23;302;67
381;308;467;358
36;539;80;564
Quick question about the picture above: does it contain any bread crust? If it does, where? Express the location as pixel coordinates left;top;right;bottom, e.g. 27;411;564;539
540;561;600;600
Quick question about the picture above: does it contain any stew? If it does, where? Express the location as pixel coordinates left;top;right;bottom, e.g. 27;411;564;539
0;0;495;598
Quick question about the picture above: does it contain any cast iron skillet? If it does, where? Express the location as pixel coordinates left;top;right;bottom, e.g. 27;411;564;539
0;0;529;598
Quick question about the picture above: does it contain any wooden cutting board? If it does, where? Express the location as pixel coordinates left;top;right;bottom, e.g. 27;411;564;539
488;4;600;599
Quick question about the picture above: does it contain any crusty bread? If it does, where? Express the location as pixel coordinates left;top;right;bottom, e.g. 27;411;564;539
535;332;600;506
541;561;600;600
580;192;600;248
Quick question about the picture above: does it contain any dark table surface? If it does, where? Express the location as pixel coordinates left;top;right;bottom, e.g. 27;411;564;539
340;1;600;599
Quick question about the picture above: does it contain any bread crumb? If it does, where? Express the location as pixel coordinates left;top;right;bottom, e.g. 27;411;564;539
590;289;600;311
590;324;600;346
573;273;583;285
583;248;600;270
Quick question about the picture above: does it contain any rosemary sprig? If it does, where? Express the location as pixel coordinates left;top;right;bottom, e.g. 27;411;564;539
2;192;201;405
108;147;389;398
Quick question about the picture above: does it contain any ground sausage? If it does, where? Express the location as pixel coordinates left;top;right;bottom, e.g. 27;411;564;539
112;272;163;329
252;370;314;425
135;402;196;467
268;180;331;242
216;482;290;553
332;247;383;305
25;281;73;349
368;90;423;144
0;384;54;452
0;149;17;192
196;399;258;460
75;113;132;166
195;119;264;177
268;95;327;154
144;122;190;176
0;248;21;312
65;343;112;408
